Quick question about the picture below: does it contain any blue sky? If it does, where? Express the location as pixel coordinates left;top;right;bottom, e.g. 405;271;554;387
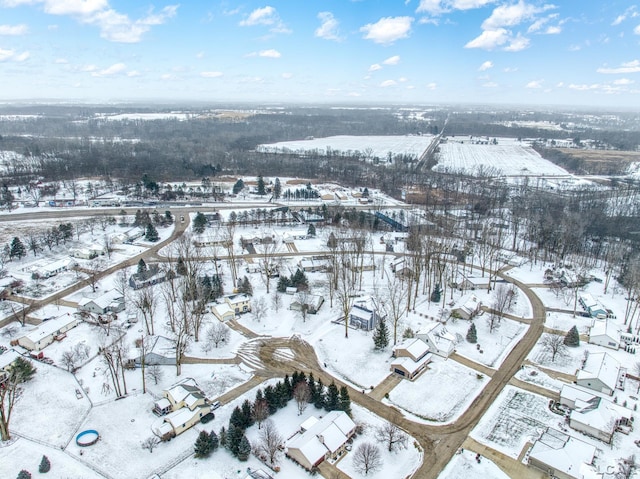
0;0;639;107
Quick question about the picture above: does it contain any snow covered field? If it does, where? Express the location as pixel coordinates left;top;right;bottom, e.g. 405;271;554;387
435;139;570;176
258;135;434;161
438;449;509;479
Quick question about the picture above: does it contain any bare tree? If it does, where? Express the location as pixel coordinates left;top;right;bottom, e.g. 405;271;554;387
383;273;408;345
141;436;160;453
616;455;636;479
257;231;281;294
541;334;568;363
0;357;36;441
100;337;129;397
133;285;158;335
85;259;105;293
114;267;130;306
256;419;283;466
352;442;383;475
374;422;408;452
271;292;282;312
252;296;268;322
146;364;163;385
488;282;512;333
253;398;269;429
60;349;78;372
204;322;230;350
293;381;311;415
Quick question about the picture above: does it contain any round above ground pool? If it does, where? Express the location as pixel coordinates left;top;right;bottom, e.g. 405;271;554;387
76;430;100;447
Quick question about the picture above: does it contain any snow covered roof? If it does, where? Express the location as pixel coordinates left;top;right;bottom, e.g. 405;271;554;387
212;302;235;317
560;384;600;405
287;411;355;465
589;319;619;341
78;289;123;310
21;314;77;343
226;294;251;305
393;338;430;360
570;397;630;432
167;383;204;408
0;349;21;370
390;353;433;375
529;428;598;479
300;416;319;432
576;352;621;392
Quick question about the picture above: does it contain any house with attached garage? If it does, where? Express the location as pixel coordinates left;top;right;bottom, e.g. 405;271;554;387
416;322;458;358
575;351;624;396
78;289;125;315
211;302;236;322
348;297;385;331
289;293;324;314
16;314;81;351
133;335;176;367
579;293;609;319
527;427;601;479
390;338;433;380
451;293;482;320
0;349;22;383
587;319;620;350
152;380;212;440
224;294;251;314
286;411;356;471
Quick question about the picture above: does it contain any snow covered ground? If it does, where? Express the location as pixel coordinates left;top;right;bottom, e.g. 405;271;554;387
438;449;509;479
435;139;570;177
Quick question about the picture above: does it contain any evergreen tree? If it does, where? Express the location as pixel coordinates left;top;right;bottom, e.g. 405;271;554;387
313;378;325;409
209;430;219;452
193;212;207;234
218;426;227;448
145;223;159;242
273;178;281;199
230;406;245;430
137;258;147;277
307;373;317;405
362;187;370;198
226;423;242;456
237;435;251;461
372;318;389;350
164;210;173;224
291;269;309;291
9;237;26;260
264;384;278;415
17;471;31;479
277;275;291;293
466;323;478;344
307;223;316;236
239;276;253;296
241;399;255;428
325;382;340;411
283;374;293;400
38;455;51;473
176;257;187;276
257;176;266;196
338;386;352;416
430;283;442;303
275;380;289;409
564;325;580;347
194;430;214;458
232;179;244;195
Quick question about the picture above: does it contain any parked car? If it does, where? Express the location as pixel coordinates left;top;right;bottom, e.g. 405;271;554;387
211;400;221;410
200;412;215;424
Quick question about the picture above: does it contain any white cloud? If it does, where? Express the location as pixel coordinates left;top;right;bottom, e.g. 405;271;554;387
1;1;178;43
380;79;397;87
200;71;223;78
368;63;382;72
504;34;530;51
545;25;561;34
54;57;68;63
525;79;543;88
259;49;281;58
160;73;173;80
91;62;125;77
635;24;640;35
383;55;400;65
597;60;640;74
613;78;634;85
465;28;509;49
398;77;408;82
483;81;498;87
126;70;140;77
315;11;341;41
416;0;494;15
0;24;28;35
0;47;29;61
482;1;549;30
425;82;437;90
360;16;413;45
281;72;292;79
196;51;204;59
81;64;97;72
612;6;638;26
239;5;289;33
503;66;518;72
478;60;493;71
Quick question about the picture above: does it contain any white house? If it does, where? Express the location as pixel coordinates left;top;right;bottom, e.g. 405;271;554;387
211;302;236;322
16;314;81;351
152;380;211;440
416;323;457;358
31;258;75;279
527;428;600;479
451;294;482;320
576;352;623;396
579;293;608;319
390;338;432;380
286;411;356;471
224;294;251;314
0;349;22;382
289;293;324;314
588;319;620;350
78;289;125;315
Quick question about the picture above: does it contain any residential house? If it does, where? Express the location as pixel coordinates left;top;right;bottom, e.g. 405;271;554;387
416;323;457;358
129;265;168;290
527;428;600;479
289;293;324;314
588;319;620;350
576;352;624;396
133;336;176;367
224;294;251;314
211;302;236;322
30;258;76;279
299;257;331;273
78;289;125;315
286;411;356;471
152;380;212;440
16;314;81;351
390;338;432;380
454;273;491;291
71;243;106;260
451;294;482;320
348;297;384;331
0;349;22;383
579;293;608;319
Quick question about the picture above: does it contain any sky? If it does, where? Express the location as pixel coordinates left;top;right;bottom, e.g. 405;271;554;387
0;0;639;108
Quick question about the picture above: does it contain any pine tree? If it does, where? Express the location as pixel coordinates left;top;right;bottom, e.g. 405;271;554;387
307;223;316;236
209;430;219;452
283;374;293;400
38;455;51;473
230;406;245;429
275;381;289;409
17;471;31;479
264;384;278;414
372;318;389;350
241;399;254;428
338;386;352;416
313;379;325;409
193;212;207;234
273;178;281;199
237;435;251;461
257;176;266;196
564;325;580;347
9;237;26;260
137;258;147;276
466;323;478;344
325;382;340;411
145;223;159;242
430;283;442;303
307;373;317;405
226;423;242;456
194;430;213;458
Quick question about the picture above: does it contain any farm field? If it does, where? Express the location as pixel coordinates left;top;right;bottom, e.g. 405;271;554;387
258;134;435;160
435;140;570;176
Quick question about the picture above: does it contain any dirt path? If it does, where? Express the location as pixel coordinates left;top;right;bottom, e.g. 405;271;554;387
368;374;402;400
449;352;496;378
508;377;560;400
462;437;546;479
